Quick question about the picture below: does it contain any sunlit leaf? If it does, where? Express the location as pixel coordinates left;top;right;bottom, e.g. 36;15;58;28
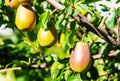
82;0;101;4
66;30;76;47
65;6;73;17
64;69;72;81
51;62;61;79
68;73;82;81
116;7;120;16
39;12;51;29
73;8;80;16
107;11;116;29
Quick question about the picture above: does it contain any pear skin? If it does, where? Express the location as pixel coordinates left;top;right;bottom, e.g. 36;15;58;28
37;26;58;47
70;42;91;73
15;4;36;31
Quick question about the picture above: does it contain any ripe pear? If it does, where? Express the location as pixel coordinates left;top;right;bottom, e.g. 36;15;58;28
15;4;36;31
37;23;58;47
5;0;20;9
70;42;91;73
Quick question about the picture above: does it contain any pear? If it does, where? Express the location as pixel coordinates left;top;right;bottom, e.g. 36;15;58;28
70;42;91;73
37;20;58;47
15;4;36;31
37;26;58;47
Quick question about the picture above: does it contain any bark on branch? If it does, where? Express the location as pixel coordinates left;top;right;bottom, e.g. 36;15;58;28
0;64;48;73
0;67;22;73
74;14;118;47
92;50;118;59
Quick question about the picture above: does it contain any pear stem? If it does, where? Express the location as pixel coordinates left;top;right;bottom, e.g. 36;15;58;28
23;37;40;53
81;33;86;42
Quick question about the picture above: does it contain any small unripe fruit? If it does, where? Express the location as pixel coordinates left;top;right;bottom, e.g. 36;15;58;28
70;42;91;73
15;4;36;31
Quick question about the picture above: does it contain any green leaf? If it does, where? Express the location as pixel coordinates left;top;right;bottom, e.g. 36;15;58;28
66;30;76;47
27;30;37;42
65;6;73;17
82;0;100;4
68;73;82;81
102;43;113;56
58;64;65;69
40;1;48;10
55;14;65;30
56;71;64;81
39;12;50;29
70;21;76;30
0;15;3;26
116;7;120;16
0;64;4;68
51;54;58;62
0;0;2;8
73;8;80;16
0;0;4;9
78;4;88;10
70;0;79;4
89;66;99;80
45;46;69;59
90;42;101;55
51;62;61;79
107;11;116;29
64;69;72;81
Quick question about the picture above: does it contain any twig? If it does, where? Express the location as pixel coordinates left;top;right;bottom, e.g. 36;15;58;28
0;63;48;73
92;53;103;59
0;67;22;73
117;17;120;46
24;37;40;53
73;14;104;39
81;33;86;42
92;50;118;59
28;64;48;69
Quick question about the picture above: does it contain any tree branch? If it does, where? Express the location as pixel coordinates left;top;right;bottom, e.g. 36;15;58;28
0;67;22;73
74;14;118;47
117;17;120;46
92;50;118;59
28;64;48;69
0;64;48;73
